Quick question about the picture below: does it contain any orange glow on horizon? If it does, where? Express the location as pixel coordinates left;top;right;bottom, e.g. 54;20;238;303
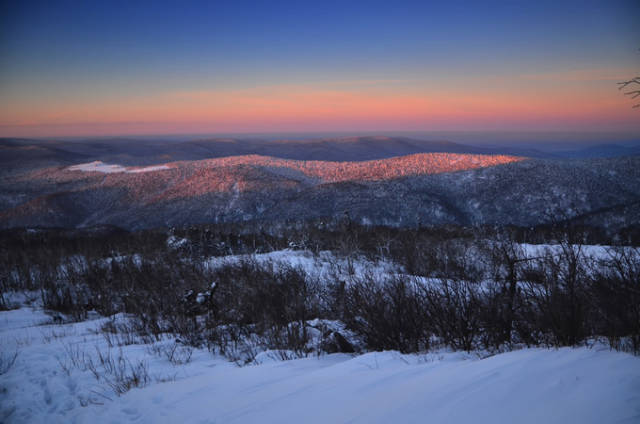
1;80;639;137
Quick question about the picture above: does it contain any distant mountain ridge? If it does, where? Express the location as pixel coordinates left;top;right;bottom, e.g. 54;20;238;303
2;136;639;178
0;150;639;232
0;136;490;169
553;143;640;159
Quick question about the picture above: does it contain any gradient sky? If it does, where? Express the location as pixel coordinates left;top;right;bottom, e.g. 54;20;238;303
1;0;639;137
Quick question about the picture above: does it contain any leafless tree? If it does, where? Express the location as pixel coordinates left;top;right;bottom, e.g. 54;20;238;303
618;76;640;108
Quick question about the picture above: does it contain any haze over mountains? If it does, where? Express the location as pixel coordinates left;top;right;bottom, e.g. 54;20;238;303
1;136;639;231
0;136;509;172
3;135;640;172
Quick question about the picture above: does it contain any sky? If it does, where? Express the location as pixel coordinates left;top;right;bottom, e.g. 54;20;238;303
0;0;639;138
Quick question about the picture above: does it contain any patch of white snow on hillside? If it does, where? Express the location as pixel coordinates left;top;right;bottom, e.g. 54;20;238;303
166;235;188;249
67;161;127;173
66;161;170;174
204;249;401;281
518;243;638;260
127;165;170;173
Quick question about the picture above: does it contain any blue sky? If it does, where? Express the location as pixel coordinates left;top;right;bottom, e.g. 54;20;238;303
1;0;639;137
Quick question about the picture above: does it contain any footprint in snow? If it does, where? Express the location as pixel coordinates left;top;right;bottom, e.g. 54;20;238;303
122;406;141;420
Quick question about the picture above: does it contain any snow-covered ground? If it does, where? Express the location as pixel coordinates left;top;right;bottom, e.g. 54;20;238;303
204;249;400;281
67;161;170;174
126;165;171;173
518;243;636;260
1;306;639;424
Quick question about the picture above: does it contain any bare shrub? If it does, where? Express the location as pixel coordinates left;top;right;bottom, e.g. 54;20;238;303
419;278;484;352
589;247;640;354
93;349;150;396
344;275;430;353
0;348;18;375
148;342;194;365
58;343;152;396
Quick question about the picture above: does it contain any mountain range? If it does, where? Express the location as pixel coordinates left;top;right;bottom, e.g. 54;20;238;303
0;137;640;229
3;136;639;175
1;136;639;231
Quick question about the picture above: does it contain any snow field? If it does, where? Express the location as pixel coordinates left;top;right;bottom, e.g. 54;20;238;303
1;306;639;424
2;246;640;423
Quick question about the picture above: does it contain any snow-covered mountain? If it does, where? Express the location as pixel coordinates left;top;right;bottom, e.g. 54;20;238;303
1;149;639;230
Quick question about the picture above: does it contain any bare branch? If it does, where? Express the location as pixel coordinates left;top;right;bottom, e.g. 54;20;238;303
625;90;640;99
617;77;640;90
619;74;640;108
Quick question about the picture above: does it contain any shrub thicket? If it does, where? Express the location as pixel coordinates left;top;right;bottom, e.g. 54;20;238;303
1;223;638;357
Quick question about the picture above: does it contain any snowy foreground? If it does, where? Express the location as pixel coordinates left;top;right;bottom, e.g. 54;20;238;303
1;306;640;424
